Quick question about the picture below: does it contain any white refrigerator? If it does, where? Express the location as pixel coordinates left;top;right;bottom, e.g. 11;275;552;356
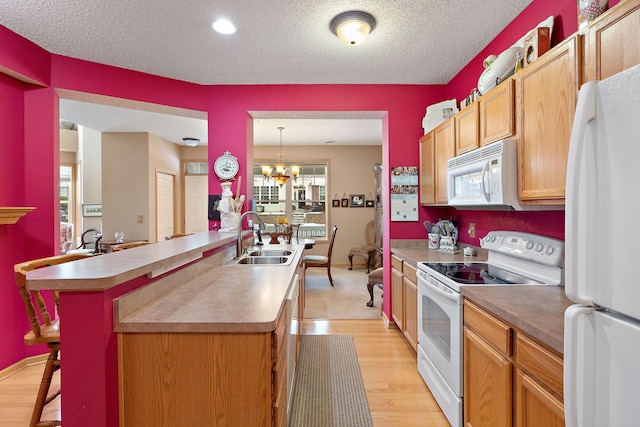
564;63;640;427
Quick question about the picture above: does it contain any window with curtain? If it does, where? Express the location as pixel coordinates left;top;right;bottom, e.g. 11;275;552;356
253;163;328;238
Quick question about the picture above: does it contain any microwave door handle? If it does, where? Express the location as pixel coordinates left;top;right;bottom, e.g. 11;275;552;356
481;160;491;202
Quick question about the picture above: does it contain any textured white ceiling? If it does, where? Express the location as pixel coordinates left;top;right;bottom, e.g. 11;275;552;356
2;0;533;144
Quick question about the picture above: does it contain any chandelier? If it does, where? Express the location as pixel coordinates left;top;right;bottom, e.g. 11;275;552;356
261;126;300;186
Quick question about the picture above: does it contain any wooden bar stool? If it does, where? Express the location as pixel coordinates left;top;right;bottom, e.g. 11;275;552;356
14;253;92;427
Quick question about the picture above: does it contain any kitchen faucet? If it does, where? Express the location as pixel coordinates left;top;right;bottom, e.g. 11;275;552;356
236;210;265;258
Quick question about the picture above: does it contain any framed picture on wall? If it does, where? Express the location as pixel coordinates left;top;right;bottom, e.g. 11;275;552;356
349;194;365;208
82;204;102;217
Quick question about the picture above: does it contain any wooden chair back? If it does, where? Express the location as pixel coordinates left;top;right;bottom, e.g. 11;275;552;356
326;225;338;262
77;228;102;254
14;253;92;344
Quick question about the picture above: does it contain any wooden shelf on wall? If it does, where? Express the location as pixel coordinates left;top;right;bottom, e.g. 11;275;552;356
0;207;36;225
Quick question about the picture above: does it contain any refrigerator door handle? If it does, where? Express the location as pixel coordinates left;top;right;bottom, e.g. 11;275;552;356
565;81;597;305
564;305;595;427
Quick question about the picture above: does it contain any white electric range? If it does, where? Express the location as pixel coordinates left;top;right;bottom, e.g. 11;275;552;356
416;231;564;427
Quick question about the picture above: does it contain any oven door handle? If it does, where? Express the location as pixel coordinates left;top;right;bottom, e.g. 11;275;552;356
421;277;460;303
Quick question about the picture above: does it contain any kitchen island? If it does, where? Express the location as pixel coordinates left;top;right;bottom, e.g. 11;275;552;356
26;231;305;427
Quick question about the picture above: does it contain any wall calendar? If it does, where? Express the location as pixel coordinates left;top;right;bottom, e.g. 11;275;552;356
390;166;418;221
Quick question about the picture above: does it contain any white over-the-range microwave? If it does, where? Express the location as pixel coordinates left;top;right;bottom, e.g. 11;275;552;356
446;139;524;210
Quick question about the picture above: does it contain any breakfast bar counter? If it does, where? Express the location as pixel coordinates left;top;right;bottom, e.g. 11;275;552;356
24;231;305;427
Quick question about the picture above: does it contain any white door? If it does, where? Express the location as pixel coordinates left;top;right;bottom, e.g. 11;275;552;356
156;171;174;241
564;305;640;427
184;175;208;233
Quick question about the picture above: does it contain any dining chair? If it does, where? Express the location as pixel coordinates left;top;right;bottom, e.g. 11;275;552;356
66;228;102;254
304;225;338;286
347;220;377;273
14;253;92;427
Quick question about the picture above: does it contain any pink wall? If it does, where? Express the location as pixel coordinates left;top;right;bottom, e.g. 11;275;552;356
0;73;31;368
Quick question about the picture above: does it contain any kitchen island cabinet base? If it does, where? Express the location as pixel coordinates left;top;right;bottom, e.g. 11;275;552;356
118;332;274;426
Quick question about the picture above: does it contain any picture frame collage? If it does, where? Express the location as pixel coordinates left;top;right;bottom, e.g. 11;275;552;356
332;193;374;208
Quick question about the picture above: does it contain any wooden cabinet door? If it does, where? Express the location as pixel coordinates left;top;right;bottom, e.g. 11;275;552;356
455;101;479;155
403;275;418;352
583;0;640;82
480;79;514;145
515;369;565;427
391;267;404;330
419;132;435;205
464;327;512;427
515;35;579;204
434;120;455;205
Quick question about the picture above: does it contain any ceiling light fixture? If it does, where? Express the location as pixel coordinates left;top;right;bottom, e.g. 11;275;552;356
212;19;236;34
183;137;200;147
261;127;300;186
330;10;376;46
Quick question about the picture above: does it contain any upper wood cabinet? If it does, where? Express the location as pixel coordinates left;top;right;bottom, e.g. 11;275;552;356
454;100;480;155
583;0;640;83
434;120;455;205
419;132;435;206
514;35;580;204
479;79;515;145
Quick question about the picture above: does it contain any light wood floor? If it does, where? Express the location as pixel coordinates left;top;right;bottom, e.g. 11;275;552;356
303;319;449;427
0;320;448;426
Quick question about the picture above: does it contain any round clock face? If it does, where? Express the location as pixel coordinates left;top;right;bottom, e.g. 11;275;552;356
214;152;239;180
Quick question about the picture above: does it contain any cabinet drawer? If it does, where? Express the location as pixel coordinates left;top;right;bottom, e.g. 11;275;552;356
273;356;288;427
464;300;513;356
403;263;417;283
516;333;563;398
273;311;287;359
391;254;403;271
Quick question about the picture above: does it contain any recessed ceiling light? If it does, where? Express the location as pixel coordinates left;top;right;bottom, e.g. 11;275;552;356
212;19;236;35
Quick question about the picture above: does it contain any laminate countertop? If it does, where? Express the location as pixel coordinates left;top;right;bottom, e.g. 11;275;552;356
26;230;304;334
390;239;572;354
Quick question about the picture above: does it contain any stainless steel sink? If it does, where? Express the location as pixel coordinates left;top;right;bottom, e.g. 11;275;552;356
236;256;290;265
247;250;293;257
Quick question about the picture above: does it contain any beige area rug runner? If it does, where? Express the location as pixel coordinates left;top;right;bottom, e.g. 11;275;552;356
304;267;383;319
289;335;374;427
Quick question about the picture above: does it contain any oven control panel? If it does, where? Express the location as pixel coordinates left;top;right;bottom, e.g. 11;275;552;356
480;231;564;267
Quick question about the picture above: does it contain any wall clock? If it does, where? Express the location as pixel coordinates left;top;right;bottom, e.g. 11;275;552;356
213;151;239;180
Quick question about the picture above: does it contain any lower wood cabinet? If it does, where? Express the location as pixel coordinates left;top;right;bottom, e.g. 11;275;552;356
402;264;418;351
464;327;513;427
515;369;565;427
391;255;404;331
463;300;565;427
391;254;418;351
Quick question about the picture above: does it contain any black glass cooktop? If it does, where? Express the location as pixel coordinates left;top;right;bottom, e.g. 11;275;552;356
422;262;542;285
